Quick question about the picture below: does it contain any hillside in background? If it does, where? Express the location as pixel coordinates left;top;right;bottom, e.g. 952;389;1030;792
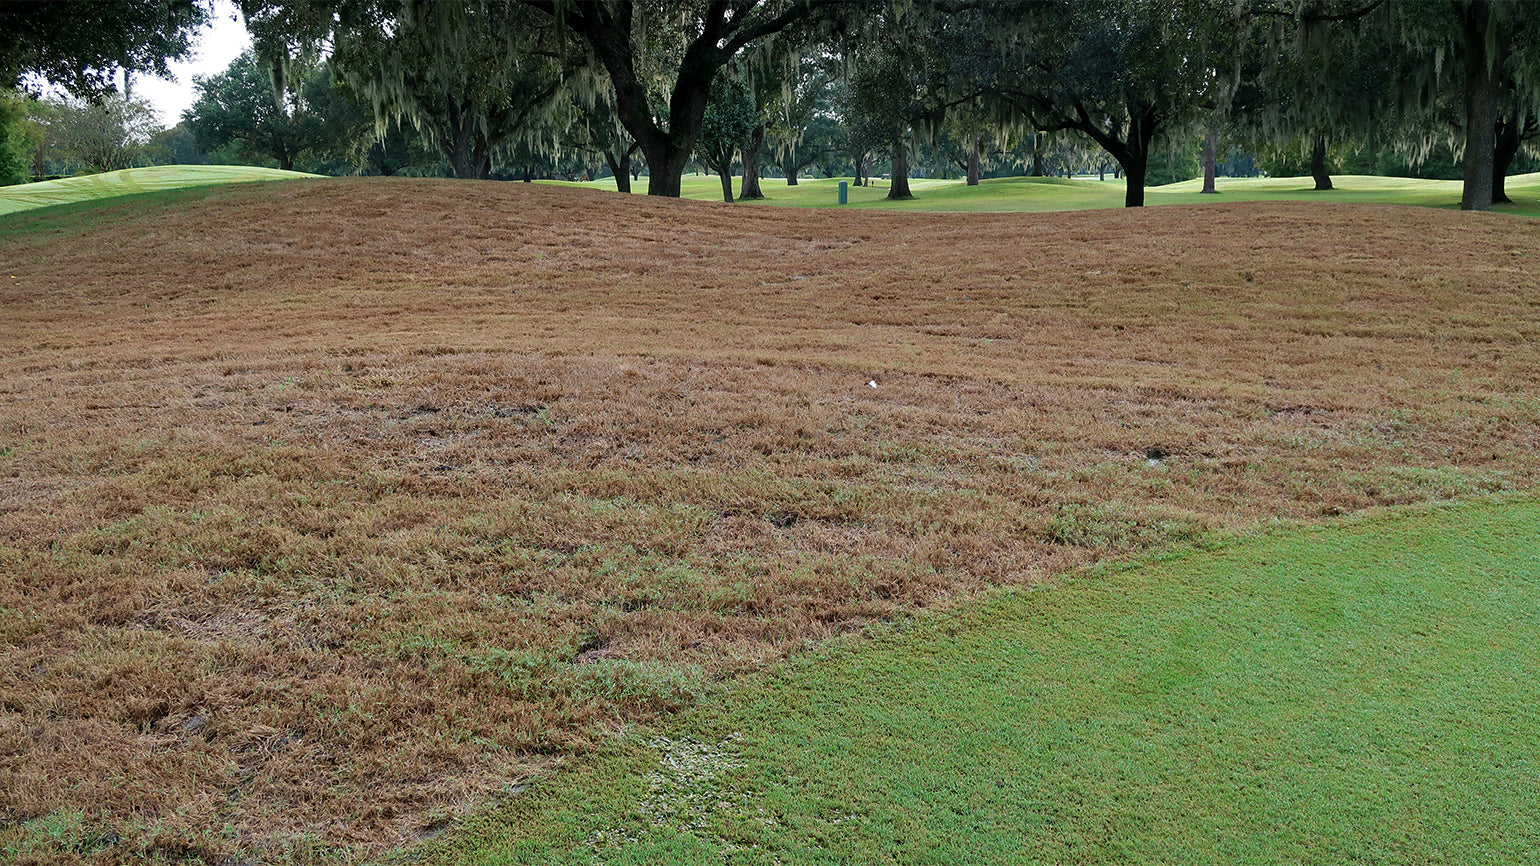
0;165;319;215
9;166;1540;218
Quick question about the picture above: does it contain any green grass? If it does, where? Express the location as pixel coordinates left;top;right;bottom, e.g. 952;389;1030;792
10;166;1540;219
0;164;319;215
420;497;1540;865
573;172;1540;217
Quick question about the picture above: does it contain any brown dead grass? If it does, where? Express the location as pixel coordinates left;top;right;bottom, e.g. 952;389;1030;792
2;178;1539;862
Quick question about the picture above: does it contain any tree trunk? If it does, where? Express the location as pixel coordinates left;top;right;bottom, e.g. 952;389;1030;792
1030;138;1045;177
1459;0;1500;211
443;110;489;180
966;140;980;186
1200;129;1218;194
1492;113;1526;204
1098;162;1105;181
739;123;765;200
780;152;800;185
599;43;702;197
1101;103;1160;207
559;3;721;197
447;144;477;179
853;152;866;187
605;149;632;193
1122;153;1148;207
1310;134;1333;191
716;158;735;203
638;143;691;196
887;135;912;200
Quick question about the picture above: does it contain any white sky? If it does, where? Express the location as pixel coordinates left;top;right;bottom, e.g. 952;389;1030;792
131;0;252;126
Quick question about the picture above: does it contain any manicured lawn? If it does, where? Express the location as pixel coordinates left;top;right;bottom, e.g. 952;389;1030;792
426;497;1540;865
0;164;318;215
10;165;1540;219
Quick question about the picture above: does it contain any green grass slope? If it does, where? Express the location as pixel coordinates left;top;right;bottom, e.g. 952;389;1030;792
574;172;1540;217
0;164;318;215
10;167;1539;219
427;497;1540;865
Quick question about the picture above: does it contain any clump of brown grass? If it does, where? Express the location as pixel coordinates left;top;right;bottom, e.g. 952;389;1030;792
2;179;1539;862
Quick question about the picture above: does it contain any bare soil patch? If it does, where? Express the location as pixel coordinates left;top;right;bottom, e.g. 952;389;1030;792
2;179;1539;862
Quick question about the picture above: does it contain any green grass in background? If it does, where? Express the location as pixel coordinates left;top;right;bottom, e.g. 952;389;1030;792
423;497;1540;865
574;172;1540;217
0;164;318;215
9;167;1540;218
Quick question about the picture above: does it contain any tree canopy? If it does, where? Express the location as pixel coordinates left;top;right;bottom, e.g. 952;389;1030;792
0;0;209;97
329;0;586;179
13;0;1540;210
696;74;758;202
512;0;857;195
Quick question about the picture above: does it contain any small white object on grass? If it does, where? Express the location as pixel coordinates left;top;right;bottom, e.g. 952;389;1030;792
868;380;879;389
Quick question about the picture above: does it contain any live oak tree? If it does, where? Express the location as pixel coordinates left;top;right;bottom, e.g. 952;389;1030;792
513;0;854;197
561;95;642;193
764;53;835;186
1397;0;1540;210
297;63;438;175
2;0;208;181
833;70;880;186
926;7;1014;187
183;47;425;175
737;72;777;200
1231;1;1404;192
943;97;1002;186
838;9;969;201
984;0;1243;207
840;42;917;199
696;74;757;202
1491;111;1537;203
781;112;841;183
732;35;815;200
242;0;853;194
330;1;582;180
1219;0;1539;209
240;0;590;179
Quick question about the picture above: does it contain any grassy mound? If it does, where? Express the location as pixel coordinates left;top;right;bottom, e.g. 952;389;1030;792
2;178;1539;862
0;164;318;215
434;497;1540;864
